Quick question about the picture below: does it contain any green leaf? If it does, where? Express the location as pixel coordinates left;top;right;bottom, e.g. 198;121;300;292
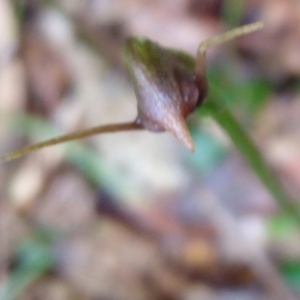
280;261;300;289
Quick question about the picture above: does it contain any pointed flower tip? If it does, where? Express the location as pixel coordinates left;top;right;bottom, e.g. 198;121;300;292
177;129;195;152
165;115;195;152
180;132;195;152
186;139;195;152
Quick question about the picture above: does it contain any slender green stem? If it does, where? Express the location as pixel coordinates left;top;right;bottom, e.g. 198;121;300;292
197;22;263;58
203;91;300;224
2;121;143;161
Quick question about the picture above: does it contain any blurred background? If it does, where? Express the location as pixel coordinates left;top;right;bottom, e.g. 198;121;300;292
1;0;300;299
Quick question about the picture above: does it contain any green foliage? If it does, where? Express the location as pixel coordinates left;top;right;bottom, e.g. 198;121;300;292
280;261;300;289
222;0;245;27
269;214;300;239
200;88;300;224
268;215;300;288
208;62;272;118
0;228;56;300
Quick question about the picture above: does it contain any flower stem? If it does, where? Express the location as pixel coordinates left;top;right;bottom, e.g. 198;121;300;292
2;121;143;161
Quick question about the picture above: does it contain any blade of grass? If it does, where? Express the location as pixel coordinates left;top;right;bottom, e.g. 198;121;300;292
201;86;300;225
